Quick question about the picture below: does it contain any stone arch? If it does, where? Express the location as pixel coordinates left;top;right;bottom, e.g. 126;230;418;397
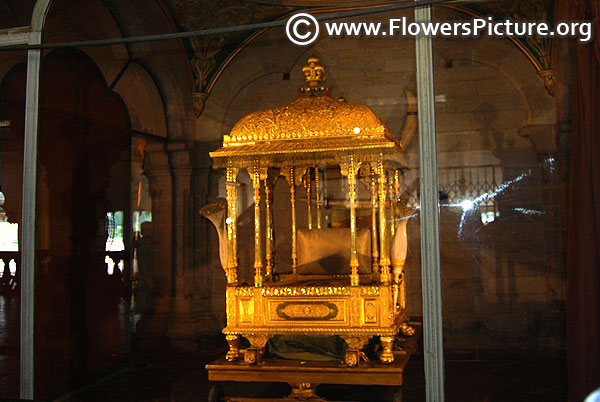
200;7;555;167
42;0;168;138
31;0;51;32
2;0;171;141
111;61;168;138
0;53;29;90
199;5;554;139
0;44;134;399
100;0;195;140
432;7;555;127
0;0;51;83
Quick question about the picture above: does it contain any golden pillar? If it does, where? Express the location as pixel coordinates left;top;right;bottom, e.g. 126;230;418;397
226;165;239;285
389;171;396;238
264;175;275;280
315;167;322;229
289;166;298;273
304;170;313;230
370;167;379;270
252;163;263;287
378;158;391;284
347;156;359;286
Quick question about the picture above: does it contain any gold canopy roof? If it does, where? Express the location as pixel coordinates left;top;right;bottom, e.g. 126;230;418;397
210;57;404;168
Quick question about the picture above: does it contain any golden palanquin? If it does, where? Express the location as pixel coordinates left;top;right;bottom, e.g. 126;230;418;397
207;57;417;367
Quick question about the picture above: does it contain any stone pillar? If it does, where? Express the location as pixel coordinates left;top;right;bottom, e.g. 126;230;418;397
167;141;220;346
194;141;224;335
139;141;173;342
168;140;223;347
166;141;194;345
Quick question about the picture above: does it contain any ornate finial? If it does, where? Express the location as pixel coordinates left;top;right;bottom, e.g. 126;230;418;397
300;56;328;97
302;56;325;88
537;69;554;96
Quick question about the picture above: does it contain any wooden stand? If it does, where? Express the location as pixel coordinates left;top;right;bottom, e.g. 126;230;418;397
206;323;421;402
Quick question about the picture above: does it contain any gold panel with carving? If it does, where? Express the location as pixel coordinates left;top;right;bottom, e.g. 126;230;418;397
238;297;254;325
267;298;348;325
362;298;379;325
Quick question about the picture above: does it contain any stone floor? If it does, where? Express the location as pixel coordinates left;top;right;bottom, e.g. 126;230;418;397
50;346;567;402
0;291;568;401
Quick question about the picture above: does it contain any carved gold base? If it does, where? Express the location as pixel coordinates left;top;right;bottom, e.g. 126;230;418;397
380;336;394;364
342;336;369;367
243;334;269;365
400;322;415;337
244;347;263;364
289;382;318;400
224;284;410;369
207;323;421;401
344;349;360;367
225;334;240;361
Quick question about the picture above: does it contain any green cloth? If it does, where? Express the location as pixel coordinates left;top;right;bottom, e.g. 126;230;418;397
266;335;347;362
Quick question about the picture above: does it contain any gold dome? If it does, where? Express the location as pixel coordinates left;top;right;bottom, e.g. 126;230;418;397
223;57;391;146
224;95;390;146
210;56;403;168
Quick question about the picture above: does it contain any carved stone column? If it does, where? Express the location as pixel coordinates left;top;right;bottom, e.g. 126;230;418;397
168;141;220;346
138;141;173;342
193;141;223;335
166;141;195;344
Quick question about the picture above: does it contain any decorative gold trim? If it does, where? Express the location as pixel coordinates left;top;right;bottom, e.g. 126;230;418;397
315;167;322;229
360;286;381;296
235;287;256;297
210;138;402;169
261;286;351;297
223;326;398;335
275;300;339;321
